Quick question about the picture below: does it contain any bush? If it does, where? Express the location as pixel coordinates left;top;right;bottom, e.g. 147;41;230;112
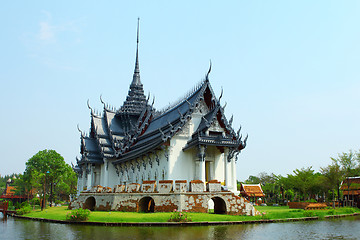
16;206;32;215
20;202;30;208
303;211;314;217
327;209;335;215
343;207;356;214
289;209;303;212
66;208;91;222
55;200;64;205
30;197;40;206
168;209;192;222
14;202;21;210
7;201;14;210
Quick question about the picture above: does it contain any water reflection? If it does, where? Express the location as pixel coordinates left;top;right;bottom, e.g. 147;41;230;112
1;213;359;240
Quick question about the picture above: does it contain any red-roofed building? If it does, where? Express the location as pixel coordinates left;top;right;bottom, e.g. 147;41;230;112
240;183;265;204
341;176;360;208
0;178;28;202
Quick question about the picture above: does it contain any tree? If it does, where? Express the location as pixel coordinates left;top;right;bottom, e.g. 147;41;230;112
320;163;343;201
331;150;360;203
288;167;316;201
244;175;260;184
331;150;360;178
24;149;71;210
53;164;77;202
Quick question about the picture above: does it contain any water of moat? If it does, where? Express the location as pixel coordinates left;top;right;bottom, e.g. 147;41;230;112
1;214;359;240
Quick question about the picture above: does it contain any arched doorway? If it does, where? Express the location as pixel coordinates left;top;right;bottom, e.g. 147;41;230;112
138;197;155;213
211;197;227;214
84;197;96;211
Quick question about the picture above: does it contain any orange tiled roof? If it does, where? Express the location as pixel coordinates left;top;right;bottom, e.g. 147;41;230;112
342;190;360;195
241;184;265;197
5;186;16;196
340;177;360;191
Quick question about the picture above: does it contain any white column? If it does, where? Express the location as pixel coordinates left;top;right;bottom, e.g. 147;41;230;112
104;160;109;187
209;161;214;181
224;149;231;189
198;145;206;184
86;165;92;190
231;158;237;192
82;168;87;191
199;161;205;183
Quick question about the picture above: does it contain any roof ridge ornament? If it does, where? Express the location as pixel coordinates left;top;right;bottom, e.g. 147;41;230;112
219;87;223;102
151;96;155;107
87;99;94;115
223;101;227;110
229;115;233;126
77;124;84;137
205;60;212;81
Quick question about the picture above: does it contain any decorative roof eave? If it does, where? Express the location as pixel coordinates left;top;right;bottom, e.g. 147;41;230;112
76;155;103;166
182;134;245;152
216;105;238;136
112;138;164;164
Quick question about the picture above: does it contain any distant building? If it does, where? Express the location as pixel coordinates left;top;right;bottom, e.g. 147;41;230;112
240;183;265;204
0;178;27;203
73;21;247;196
341;176;360;208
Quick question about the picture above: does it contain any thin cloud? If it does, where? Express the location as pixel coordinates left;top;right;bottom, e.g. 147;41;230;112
37;11;84;43
39;21;55;41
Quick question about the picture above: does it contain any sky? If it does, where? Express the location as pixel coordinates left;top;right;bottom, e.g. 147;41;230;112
1;1;360;181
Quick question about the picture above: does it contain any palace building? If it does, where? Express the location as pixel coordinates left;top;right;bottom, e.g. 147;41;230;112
73;21;247;197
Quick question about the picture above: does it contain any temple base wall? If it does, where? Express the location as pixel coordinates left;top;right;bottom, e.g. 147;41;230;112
69;180;259;216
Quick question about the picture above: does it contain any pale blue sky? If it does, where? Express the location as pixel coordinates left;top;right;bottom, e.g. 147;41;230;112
1;1;359;180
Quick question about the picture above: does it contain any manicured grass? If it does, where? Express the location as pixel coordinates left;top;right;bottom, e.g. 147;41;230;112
23;206;360;223
255;205;360;220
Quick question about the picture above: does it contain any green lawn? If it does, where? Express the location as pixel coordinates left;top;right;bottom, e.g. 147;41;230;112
22;205;360;223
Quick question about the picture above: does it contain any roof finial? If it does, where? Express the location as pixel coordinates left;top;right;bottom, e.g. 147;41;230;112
131;18;141;86
206;60;212;81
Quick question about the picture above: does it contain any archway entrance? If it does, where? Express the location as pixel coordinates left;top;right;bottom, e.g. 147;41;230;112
211;197;227;214
138;197;155;213
84;197;96;211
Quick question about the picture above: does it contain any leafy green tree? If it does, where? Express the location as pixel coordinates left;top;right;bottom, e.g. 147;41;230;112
331;150;359;178
288;167;316;201
24;149;71;209
244;175;260;184
53;164;77;202
320;163;343;201
331;150;360;202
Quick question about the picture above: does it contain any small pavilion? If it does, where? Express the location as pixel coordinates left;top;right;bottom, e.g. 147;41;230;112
341;176;360;208
240;183;265;205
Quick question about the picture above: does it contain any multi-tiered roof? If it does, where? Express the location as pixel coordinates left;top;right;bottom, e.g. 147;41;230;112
75;22;247;173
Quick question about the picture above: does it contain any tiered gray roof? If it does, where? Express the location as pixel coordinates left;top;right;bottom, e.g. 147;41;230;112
77;72;247;168
76;21;247;169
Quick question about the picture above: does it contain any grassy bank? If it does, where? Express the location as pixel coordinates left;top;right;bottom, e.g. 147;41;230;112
22;206;360;223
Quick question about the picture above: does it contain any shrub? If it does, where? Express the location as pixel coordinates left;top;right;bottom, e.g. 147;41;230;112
16;206;32;215
14;202;21;210
289;209;303;212
7;201;14;210
343;207;356;214
327;209;335;215
303;211;314;217
20;202;30;208
260;212;270;219
55;200;64;205
30;197;40;206
66;208;91;222
168;209;192;222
